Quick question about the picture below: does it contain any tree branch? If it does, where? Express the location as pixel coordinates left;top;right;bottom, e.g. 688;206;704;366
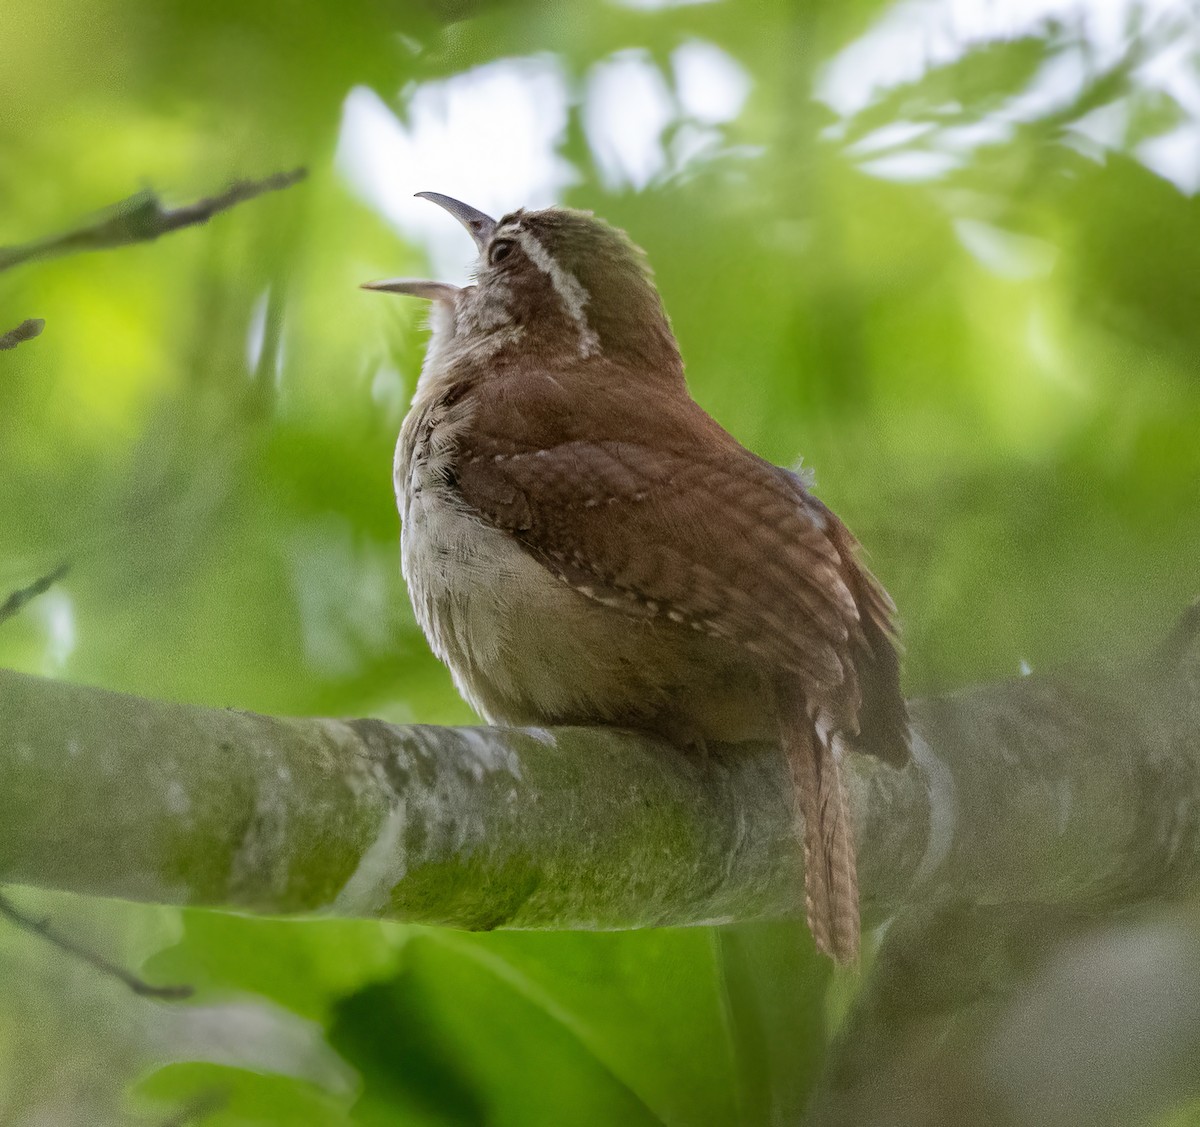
0;169;306;274
0;318;45;350
0;563;70;627
1;607;1196;932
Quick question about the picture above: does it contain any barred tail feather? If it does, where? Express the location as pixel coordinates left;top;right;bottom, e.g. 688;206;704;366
777;686;861;964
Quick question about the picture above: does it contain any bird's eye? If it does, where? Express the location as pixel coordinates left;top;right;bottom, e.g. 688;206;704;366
489;239;515;266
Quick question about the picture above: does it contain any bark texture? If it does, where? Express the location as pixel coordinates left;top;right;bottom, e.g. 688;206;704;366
1;606;1196;932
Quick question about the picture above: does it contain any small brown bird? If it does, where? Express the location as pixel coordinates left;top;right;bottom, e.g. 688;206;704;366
365;194;909;963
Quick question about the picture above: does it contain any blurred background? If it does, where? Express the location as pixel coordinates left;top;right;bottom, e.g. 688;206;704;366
2;0;1199;1122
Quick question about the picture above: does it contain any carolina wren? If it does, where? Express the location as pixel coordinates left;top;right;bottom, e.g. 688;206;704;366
365;193;910;963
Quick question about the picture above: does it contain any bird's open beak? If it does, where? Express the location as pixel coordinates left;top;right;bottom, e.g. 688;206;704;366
361;192;498;300
413;192;497;250
359;278;460;301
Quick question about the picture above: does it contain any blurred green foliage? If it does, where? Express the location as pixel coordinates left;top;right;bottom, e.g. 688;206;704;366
2;0;1198;1123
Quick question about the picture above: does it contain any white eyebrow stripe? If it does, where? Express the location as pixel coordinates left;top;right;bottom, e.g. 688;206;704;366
514;229;600;357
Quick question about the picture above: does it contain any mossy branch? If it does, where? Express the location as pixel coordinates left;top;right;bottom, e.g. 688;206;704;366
1;606;1196;930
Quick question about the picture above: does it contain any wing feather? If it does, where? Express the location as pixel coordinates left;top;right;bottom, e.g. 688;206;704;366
453;382;866;694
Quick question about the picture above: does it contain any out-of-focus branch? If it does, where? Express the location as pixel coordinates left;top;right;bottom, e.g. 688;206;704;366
0;169;306;273
0;606;1196;936
0;563;69;627
0;318;45;350
808;600;1200;1127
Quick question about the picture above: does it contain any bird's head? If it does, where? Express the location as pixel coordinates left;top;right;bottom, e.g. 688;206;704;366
364;193;681;374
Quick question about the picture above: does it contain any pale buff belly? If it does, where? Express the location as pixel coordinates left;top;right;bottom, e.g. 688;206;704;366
399;476;773;743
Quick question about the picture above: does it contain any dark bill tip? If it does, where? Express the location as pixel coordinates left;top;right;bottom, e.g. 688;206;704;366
414;192;498;251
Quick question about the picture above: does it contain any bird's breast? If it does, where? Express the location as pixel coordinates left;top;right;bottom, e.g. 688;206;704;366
396;397;593;723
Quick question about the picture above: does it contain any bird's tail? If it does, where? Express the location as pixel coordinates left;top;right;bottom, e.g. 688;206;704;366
776;685;860;964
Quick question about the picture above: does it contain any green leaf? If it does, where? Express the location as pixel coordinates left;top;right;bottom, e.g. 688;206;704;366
132;1063;353;1127
146;912;407;1022
333;928;751;1126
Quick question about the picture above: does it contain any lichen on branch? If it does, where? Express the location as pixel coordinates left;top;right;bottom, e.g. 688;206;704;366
0;606;1196;932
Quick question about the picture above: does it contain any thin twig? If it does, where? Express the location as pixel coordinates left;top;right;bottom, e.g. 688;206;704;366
0;562;70;627
0;318;45;350
0;891;193;1000
0;168;307;274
